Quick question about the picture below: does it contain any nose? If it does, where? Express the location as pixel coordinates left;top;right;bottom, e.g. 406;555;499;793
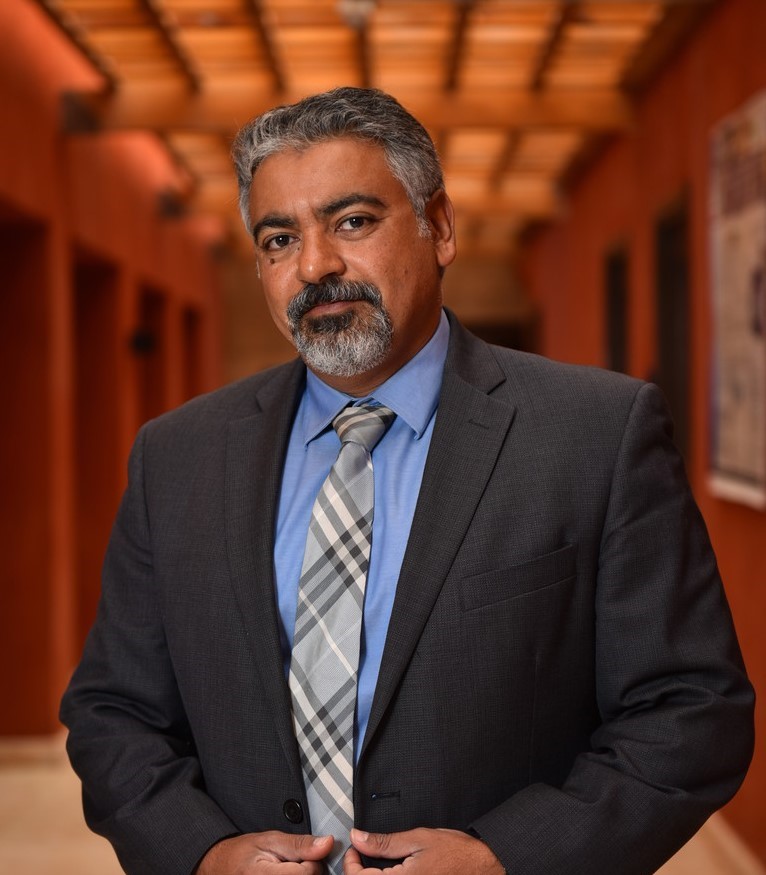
296;229;345;285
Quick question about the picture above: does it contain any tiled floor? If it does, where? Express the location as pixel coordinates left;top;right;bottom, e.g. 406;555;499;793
0;736;762;875
0;737;122;875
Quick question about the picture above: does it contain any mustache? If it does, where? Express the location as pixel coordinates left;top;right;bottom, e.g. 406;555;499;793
286;278;383;327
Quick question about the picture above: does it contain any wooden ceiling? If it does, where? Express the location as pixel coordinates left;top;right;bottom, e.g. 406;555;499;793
37;0;715;254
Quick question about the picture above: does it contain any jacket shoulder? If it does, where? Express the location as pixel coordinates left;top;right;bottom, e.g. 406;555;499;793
492;343;643;396
446;310;645;410
138;359;303;449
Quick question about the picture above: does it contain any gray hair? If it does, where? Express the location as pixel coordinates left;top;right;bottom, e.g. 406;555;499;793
231;87;444;235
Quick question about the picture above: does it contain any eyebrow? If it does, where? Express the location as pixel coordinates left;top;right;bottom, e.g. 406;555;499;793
318;193;387;216
251;193;388;241
252;213;297;242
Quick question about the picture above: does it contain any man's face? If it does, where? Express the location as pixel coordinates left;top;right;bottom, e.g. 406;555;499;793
248;137;456;394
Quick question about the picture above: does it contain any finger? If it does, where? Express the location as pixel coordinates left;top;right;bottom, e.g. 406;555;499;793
265;832;334;862
342;845;365;874
256;862;325;874
350;828;421;860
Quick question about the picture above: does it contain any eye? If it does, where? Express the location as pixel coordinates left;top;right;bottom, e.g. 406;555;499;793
337;215;374;232
262;233;295;251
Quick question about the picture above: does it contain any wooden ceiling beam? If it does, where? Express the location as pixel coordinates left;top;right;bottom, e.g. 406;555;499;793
64;84;634;134
31;0;118;92
621;0;716;93
244;0;286;92
356;26;372;89
488;132;522;190
444;0;476;92
137;0;202;92
434;130;450;163
530;1;581;92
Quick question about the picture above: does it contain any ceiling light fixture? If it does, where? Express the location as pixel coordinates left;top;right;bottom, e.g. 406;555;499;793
337;0;376;30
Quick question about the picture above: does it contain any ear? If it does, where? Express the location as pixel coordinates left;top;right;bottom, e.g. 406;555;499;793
425;189;457;270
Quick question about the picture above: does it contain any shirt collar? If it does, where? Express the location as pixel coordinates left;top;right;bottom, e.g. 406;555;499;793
300;308;450;445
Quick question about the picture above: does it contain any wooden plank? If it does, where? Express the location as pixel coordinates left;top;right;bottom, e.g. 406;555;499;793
444;0;476;91
621;0;716;92
31;0;118;91
244;0;286;92
488;132;522;189
64;83;634;133
353;21;372;89
530;1;581;91
137;0;202;91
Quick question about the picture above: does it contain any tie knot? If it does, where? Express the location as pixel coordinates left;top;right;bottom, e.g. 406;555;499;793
333;403;396;452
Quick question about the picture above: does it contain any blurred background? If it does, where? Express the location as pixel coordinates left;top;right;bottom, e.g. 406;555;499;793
0;0;764;871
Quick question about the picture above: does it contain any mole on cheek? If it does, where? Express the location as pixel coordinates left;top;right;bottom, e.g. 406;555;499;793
269;258;275;264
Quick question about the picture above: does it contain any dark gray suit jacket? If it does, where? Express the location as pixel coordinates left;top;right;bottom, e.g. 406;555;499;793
61;314;754;875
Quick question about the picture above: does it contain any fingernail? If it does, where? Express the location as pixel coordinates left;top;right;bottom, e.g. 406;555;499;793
313;835;330;845
353;829;369;842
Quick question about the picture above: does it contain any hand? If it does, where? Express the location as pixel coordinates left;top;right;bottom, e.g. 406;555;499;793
196;831;334;874
343;827;505;874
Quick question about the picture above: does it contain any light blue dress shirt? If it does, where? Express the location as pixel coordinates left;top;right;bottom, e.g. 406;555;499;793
274;310;449;761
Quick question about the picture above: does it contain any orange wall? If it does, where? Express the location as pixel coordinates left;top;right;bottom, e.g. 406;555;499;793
520;0;765;859
0;0;224;733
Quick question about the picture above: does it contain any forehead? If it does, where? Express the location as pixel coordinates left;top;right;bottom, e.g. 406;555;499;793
248;137;408;219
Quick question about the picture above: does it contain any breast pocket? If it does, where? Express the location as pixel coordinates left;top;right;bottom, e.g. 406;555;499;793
459;543;577;612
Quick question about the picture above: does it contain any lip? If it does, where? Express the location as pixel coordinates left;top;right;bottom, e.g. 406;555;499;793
305;300;361;318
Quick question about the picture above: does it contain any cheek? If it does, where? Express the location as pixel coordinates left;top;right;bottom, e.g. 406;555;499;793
261;282;294;335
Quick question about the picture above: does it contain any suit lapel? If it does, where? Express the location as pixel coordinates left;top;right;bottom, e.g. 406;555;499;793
362;320;516;757
225;359;306;786
222;321;516;774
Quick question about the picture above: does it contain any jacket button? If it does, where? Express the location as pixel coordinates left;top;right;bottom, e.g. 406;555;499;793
283;799;304;824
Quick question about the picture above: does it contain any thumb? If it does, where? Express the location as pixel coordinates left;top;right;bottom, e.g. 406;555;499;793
350;828;420;859
277;832;334;861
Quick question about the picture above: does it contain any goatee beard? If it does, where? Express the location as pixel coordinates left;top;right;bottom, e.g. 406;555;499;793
286;278;393;378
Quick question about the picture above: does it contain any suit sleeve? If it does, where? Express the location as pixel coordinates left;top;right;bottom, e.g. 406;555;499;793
470;382;755;875
60;425;239;875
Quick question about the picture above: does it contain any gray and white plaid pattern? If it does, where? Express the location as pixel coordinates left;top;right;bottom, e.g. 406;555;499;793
289;403;395;874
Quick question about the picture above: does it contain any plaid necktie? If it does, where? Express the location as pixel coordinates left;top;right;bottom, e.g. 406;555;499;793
289;403;396;873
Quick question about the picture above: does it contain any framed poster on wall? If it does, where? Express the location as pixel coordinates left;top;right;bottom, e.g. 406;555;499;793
709;90;766;510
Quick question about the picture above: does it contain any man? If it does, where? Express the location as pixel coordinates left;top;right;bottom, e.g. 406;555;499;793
61;87;754;875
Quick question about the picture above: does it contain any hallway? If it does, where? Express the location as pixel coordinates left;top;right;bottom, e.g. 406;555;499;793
1;1;764;871
0;737;762;875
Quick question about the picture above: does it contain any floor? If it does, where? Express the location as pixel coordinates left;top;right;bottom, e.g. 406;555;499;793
0;736;762;875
